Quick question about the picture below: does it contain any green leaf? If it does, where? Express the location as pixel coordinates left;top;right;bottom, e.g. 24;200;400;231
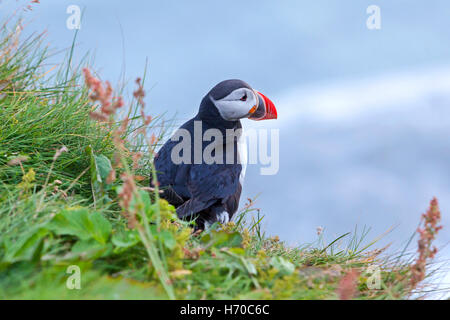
112;229;140;249
228;247;245;256
94;154;112;181
48;208;112;244
242;258;257;276
159;230;176;250
48;208;93;240
270;256;295;276
126;189;156;222
202;230;242;249
86;145;103;202
200;233;211;244
139;189;153;213
71;239;109;258
3;227;49;263
90;212;112;244
86;146;113;204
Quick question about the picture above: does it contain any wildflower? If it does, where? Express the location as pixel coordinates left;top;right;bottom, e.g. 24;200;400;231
113;96;124;110
89;111;108;122
0;79;10;91
83;68;125;124
52;185;68;199
143;115;152;125
133;77;145;107
17;168;36;193
149;133;157;145
134;78;151;128
118;173;138;229
106;168;116;184
316;226;324;236
410;197;443;288
53;145;68;161
7;155;28;166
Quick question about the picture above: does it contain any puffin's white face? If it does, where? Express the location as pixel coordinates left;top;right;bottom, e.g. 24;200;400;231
210;88;258;121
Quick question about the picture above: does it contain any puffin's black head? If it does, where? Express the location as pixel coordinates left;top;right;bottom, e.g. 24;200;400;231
198;79;277;123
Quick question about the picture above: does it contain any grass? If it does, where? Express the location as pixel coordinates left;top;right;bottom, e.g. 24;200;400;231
0;18;445;300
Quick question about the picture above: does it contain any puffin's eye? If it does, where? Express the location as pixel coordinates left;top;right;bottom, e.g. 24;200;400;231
240;93;247;101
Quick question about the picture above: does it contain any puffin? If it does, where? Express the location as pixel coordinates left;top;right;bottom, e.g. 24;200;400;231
154;79;277;230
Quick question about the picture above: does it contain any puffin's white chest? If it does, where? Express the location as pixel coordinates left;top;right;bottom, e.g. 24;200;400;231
223;130;247;186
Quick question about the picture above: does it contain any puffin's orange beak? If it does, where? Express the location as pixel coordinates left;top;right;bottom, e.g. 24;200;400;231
249;90;277;120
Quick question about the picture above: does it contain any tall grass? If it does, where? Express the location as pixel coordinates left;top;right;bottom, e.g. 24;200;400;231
0;23;115;196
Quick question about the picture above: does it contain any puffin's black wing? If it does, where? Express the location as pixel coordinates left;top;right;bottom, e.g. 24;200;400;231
154;138;189;206
176;163;242;218
154;138;177;186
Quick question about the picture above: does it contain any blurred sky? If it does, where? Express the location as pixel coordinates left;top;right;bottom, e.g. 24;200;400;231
1;0;449;296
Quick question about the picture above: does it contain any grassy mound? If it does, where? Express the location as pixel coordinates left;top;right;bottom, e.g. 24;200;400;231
0;21;442;300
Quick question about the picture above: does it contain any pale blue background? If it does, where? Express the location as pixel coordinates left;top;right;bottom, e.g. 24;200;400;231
1;0;449;296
